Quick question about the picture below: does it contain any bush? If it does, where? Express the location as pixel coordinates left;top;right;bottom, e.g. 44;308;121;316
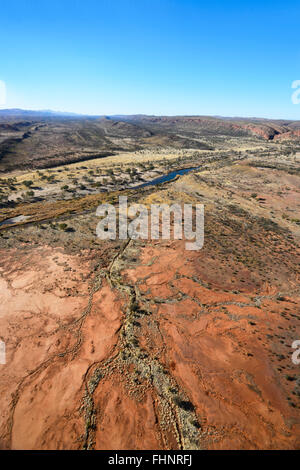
174;398;195;412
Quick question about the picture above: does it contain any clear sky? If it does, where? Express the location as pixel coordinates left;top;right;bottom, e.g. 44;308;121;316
1;0;300;119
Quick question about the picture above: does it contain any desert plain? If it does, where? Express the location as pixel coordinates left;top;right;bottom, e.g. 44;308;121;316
0;112;299;449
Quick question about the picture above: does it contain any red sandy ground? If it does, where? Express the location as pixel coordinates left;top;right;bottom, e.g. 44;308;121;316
0;162;299;450
0;236;299;450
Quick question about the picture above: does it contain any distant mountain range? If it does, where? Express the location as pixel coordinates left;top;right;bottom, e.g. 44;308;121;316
0;109;300;143
0;108;90;118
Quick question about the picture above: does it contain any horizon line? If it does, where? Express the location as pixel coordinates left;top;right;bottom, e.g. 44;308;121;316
0;107;299;122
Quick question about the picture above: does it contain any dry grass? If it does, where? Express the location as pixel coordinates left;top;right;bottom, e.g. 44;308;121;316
0;190;126;229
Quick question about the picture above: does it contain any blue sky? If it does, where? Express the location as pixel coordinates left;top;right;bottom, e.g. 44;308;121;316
1;0;300;118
